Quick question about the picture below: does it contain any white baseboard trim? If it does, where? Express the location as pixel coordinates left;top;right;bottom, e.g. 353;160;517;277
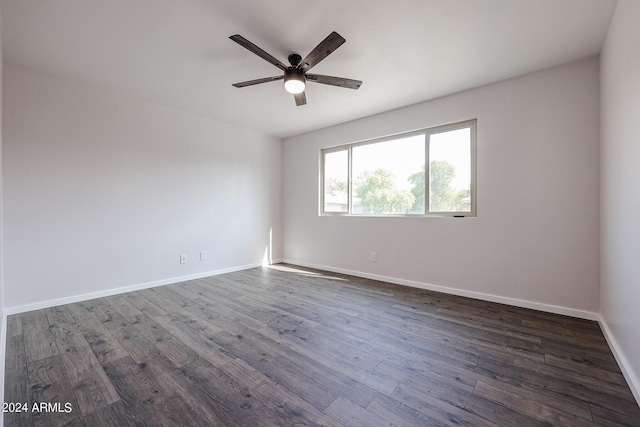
598;315;640;405
281;259;599;321
4;262;264;316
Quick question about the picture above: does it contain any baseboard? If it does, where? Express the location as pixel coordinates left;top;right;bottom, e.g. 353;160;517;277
598;315;640;405
281;259;599;321
4;262;264;315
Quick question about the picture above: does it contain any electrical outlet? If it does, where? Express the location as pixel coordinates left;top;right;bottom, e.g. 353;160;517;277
370;252;377;262
180;253;187;264
200;251;207;261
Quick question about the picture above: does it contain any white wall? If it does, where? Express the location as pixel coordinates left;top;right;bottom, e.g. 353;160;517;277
283;57;600;316
599;0;640;401
0;5;5;413
2;63;282;311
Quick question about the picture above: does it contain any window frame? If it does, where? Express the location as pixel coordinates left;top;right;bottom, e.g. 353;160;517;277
320;119;477;217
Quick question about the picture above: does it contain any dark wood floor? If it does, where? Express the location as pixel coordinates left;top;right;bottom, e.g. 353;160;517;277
4;264;640;426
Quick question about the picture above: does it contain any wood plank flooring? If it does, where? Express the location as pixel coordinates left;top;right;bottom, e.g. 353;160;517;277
4;264;640;426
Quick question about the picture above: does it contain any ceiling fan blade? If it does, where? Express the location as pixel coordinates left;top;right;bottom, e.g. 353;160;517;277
294;91;307;106
232;75;283;88
306;74;362;90
230;35;287;71
299;31;346;72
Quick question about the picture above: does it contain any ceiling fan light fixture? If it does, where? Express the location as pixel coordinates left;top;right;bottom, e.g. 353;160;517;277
284;68;305;94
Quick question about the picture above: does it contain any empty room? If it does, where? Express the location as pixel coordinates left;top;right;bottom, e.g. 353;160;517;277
1;0;639;426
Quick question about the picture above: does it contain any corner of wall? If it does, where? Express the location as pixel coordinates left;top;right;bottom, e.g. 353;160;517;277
598;315;640;404
598;0;640;408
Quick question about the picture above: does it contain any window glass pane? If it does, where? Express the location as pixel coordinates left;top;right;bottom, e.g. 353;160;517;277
429;128;471;212
323;150;349;212
352;135;425;214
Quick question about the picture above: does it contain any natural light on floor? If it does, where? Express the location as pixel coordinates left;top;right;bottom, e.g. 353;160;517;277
268;264;350;282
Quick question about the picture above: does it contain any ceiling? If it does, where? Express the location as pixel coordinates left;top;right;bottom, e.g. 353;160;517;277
1;0;617;138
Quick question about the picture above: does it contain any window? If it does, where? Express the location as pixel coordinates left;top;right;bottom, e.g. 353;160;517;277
321;120;476;216
323;150;349;213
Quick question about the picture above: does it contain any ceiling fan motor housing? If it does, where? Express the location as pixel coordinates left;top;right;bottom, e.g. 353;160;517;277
288;53;302;67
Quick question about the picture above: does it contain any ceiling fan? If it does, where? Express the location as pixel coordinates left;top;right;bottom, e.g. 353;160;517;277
229;31;362;106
